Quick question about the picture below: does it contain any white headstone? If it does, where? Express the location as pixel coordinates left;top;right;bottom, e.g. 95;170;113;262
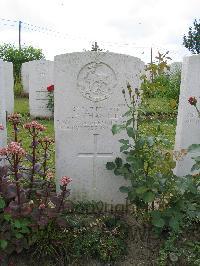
4;61;14;114
0;60;7;149
170;62;182;74
174;54;200;176
21;62;30;94
54;52;144;204
29;60;54;118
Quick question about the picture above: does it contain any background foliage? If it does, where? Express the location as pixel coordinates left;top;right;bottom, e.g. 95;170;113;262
0;43;44;83
183;19;200;54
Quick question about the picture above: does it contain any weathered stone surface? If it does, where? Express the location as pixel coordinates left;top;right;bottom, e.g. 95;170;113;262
0;60;7;149
4;61;14;114
54;51;144;204
174;54;200;176
29;60;54;118
21;62;30;94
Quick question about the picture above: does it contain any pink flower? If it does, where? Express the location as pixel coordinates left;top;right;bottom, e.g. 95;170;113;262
0;147;7;156
39;136;54;144
0;142;26;157
8;113;21;124
0;124;4;130
46;171;54;181
23;121;46;131
188;96;197;106
38;203;46;210
60;176;72;186
47;85;54;92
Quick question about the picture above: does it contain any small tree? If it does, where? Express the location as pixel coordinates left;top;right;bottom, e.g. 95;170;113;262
183;19;200;54
0;43;45;83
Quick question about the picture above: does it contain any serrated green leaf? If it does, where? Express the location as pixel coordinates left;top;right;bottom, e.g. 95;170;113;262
126;118;133;127
119;186;130;193
114;168;121;176
169;217;180;232
188;144;200;153
122;109;132;117
126;127;136;138
14;220;22;228
120;144;129;152
115;157;123;167
152;216;165;228
106;162;115;170
191;162;200;171
192;156;200;162
112;124;125;135
119;139;129;145
143;191;155;203
136;186;148;194
128;191;136;200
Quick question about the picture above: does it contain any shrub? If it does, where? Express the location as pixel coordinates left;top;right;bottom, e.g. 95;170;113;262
0;43;44;84
106;84;200;234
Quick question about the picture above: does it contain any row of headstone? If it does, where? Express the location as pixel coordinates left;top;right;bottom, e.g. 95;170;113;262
21;60;54;118
20;51;200;204
0;60;8;150
21;62;30;94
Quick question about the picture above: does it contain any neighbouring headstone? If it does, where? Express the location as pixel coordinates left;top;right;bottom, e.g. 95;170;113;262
54;52;144;204
0;60;7;149
4;61;14;114
170;62;182;74
29;60;54;118
174;54;200;176
21;61;30;94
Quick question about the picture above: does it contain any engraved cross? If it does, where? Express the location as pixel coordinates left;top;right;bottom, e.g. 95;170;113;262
77;134;113;180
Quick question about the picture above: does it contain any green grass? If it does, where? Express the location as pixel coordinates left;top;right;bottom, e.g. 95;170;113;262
14;97;54;138
15;97;29;114
8;97;55;169
142;97;177;114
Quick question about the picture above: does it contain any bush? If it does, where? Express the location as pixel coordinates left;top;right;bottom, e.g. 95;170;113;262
141;52;181;102
0;43;44;84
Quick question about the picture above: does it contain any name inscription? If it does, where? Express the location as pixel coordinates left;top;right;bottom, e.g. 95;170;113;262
56;104;126;131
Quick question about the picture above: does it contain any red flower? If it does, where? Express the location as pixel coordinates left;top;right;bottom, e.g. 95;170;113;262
0;124;4;130
188;96;197;106
47;85;54;92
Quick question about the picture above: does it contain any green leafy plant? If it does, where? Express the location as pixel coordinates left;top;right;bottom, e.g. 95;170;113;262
0;43;44;84
32;214;128;264
106;83;200;236
106;84;175;215
141;51;171;98
0;114;71;260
